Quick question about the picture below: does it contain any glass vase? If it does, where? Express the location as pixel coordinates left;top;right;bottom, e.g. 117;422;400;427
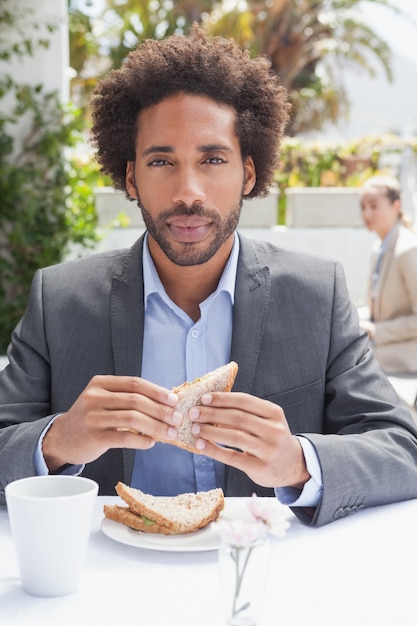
218;537;271;626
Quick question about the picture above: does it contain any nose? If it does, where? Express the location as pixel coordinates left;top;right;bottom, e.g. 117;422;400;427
170;166;207;206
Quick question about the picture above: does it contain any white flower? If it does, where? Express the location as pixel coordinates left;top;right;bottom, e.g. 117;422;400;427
213;494;290;546
214;518;267;548
247;493;275;524
247;493;290;538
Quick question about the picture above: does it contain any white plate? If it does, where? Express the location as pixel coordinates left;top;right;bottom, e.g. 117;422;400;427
101;498;251;553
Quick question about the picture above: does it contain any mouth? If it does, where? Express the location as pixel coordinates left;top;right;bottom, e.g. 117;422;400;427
167;216;213;243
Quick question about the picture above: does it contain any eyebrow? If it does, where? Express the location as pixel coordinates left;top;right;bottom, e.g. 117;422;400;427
140;144;232;157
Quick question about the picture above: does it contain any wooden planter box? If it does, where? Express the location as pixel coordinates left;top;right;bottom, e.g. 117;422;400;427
94;187;279;228
285;187;363;227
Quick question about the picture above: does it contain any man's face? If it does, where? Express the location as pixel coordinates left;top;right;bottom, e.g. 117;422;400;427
126;93;256;266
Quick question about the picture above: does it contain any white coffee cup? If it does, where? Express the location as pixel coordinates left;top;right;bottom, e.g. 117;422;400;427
5;475;98;597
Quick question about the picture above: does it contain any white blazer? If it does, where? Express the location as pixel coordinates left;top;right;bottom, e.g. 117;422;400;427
368;224;417;374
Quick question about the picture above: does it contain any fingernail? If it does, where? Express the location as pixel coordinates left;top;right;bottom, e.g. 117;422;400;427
167;426;177;439
167;392;178;406
189;407;200;420
196;439;206;451
172;411;183;425
191;423;201;436
201;393;212;405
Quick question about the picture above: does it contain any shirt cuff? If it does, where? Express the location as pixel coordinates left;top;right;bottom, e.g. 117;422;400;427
33;414;84;476
275;436;323;507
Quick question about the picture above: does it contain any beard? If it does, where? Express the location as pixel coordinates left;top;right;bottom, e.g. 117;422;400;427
136;194;243;267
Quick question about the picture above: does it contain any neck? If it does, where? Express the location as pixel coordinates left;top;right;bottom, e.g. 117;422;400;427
148;236;234;322
379;221;398;241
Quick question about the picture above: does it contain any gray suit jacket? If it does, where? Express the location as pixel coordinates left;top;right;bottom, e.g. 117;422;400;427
1;234;417;525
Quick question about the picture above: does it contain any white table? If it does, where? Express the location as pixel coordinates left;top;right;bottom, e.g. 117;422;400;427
1;495;416;626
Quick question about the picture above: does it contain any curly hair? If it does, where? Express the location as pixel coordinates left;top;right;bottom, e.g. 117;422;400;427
90;24;290;198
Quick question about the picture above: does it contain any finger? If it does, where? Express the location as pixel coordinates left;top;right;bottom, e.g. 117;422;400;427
192;420;264;456
80;382;182;430
90;374;178;407
199;391;282;421
89;402;181;443
190;406;256;439
107;428;157;451
89;408;180;451
192;437;257;473
102;392;181;427
190;402;284;441
191;405;288;459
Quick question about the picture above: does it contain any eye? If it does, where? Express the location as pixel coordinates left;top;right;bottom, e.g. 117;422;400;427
204;155;227;165
147;158;170;167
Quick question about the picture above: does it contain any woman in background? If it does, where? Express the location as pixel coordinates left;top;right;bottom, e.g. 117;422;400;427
360;175;417;375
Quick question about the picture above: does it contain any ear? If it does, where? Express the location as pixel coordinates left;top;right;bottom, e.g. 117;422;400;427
126;161;138;200
242;156;256;196
393;198;401;215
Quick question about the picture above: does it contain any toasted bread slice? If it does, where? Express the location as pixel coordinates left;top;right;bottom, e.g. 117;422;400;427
104;483;225;535
103;504;173;534
158;361;238;453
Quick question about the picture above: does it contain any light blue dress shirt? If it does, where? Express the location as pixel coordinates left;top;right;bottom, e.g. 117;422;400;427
130;234;237;494
371;222;399;320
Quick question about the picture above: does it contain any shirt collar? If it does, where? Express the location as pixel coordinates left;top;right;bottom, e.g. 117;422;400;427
380;222;399;251
143;232;240;310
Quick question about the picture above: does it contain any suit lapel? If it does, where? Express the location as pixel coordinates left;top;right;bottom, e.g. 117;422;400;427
110;236;146;485
226;235;273;496
110;234;270;386
231;234;270;394
110;236;145;376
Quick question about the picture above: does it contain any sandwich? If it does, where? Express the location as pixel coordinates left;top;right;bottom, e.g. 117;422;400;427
103;482;225;535
158;360;238;453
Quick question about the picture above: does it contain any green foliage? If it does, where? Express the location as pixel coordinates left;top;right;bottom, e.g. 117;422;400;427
68;0;407;136
275;133;417;224
201;0;403;135
0;2;54;62
0;82;100;352
0;3;100;353
68;0;213;118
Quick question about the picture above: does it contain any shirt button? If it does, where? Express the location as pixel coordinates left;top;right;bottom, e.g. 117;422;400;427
200;458;207;466
191;329;200;338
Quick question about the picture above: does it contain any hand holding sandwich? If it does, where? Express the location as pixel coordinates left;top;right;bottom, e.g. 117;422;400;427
42;374;181;472
156;361;309;491
189;391;310;491
43;362;309;492
42;362;236;472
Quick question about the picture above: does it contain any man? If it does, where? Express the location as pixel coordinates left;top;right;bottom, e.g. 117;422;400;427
1;26;417;526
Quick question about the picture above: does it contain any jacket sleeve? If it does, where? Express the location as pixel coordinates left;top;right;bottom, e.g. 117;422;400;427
0;270;58;503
